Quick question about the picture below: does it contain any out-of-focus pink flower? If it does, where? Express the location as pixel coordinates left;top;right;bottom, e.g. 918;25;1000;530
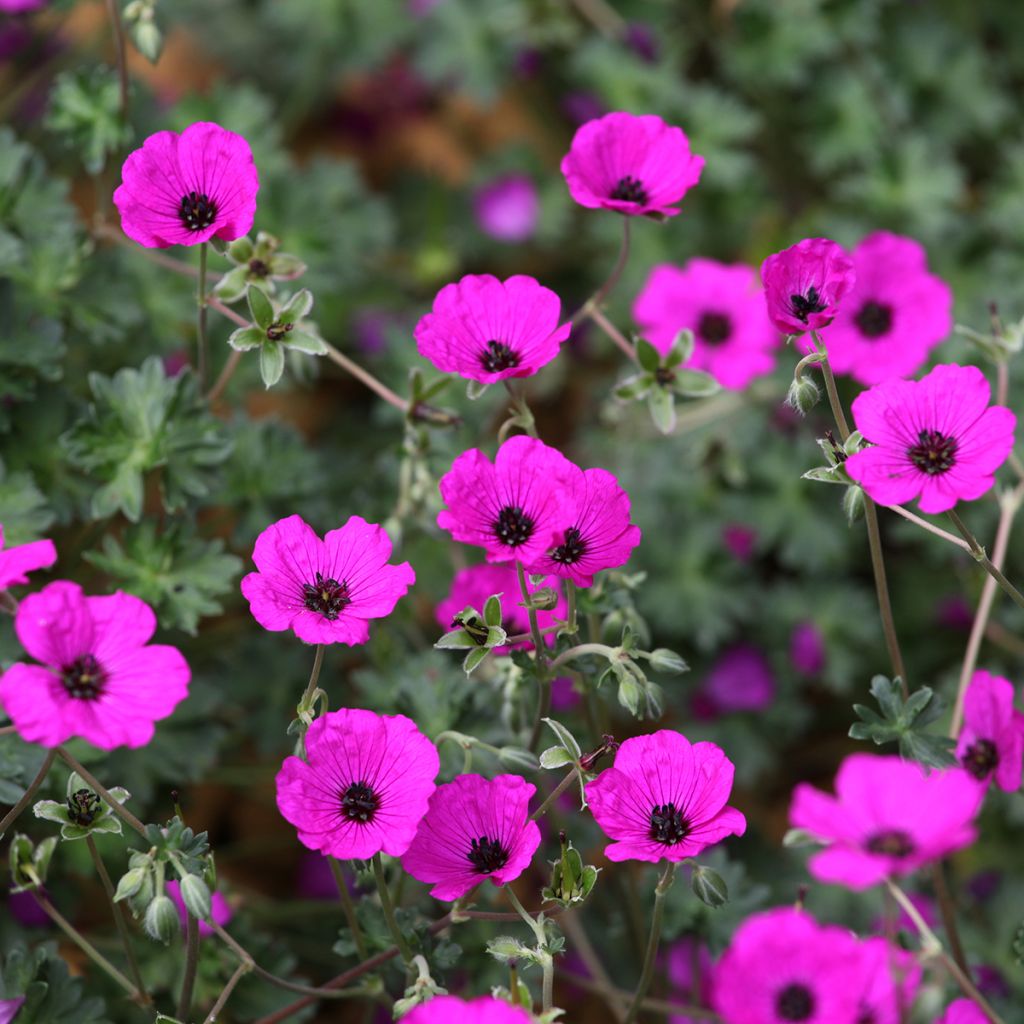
695;646;775;717
956;670;1024;792
721;524;757;562
402;997;533;1024
473;175;540;243
935;999;989;1024
166;880;232;938
790;622;826;676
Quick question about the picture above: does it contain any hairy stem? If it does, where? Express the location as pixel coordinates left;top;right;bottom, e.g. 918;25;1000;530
885;503;972;551
573;218;631;326
371;853;413;965
178;913;200;1020
506;886;553;1013
329;858;369;960
947;507;1024;612
519;561;553;752
624;861;677;1024
589;306;638;362
204;958;252;1023
529;768;578;822
197;242;209;389
104;0;129;123
932;861;970;977
207;349;243;404
0;749;56;837
86;835;149;1004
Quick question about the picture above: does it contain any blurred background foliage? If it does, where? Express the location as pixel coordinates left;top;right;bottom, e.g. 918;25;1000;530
2;0;1024;1020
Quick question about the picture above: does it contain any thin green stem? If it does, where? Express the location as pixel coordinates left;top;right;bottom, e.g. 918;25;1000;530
104;0;129;124
371;854;413;965
589;306;638;362
566;580;579;635
86;835;149;1004
550;643;619;671
0;749;56;837
207;349;243;404
624;861;677;1024
299;644;326;710
530;768;578;822
572;218;632;326
178;912;200;1020
932;861;970;977
204;958;252;1023
33;892;142;1000
950;484;1024;736
947;507;1024;612
329;858;369;960
519;561;553;752
56;748;147;837
197;242;209;389
505;886;553;1013
886;879;1005;1024
810;335;851;441
885;503;972;551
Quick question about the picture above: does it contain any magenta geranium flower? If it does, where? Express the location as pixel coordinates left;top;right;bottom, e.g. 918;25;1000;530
113;122;259;249
633;259;780;389
844;364;1016;515
435;563;566;654
0;998;26;1024
585;731;746;863
414;274;570;384
789;753;983;890
275;708;439;860
240;514;415;646
853;936;921;1024
666;938;713;1024
790;622;826;676
403;996;533;1024
956;670;1024;792
820;232;952;384
761;238;856;335
694;645;775;719
936;1000;988;1024
0;524;56;590
560;112;704;219
0;581;190;749
526;466;641;588
437;436;575;565
166;880;232;938
474;175;540;243
711;907;862;1024
401;774;541;901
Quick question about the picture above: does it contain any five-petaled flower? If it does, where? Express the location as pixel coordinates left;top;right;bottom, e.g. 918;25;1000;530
402;996;534;1024
956;670;1024;792
633;258;780;390
761;238;856;335
402;774;541;901
560;112;704;218
0;581;190;749
276;708;439;860
711;907;864;1024
241;514;415;645
585;730;746;863
0;523;56;590
844;364;1016;515
437;436;576;565
789;753;983;890
114;121;259;249
415;274;571;384
816;231;952;385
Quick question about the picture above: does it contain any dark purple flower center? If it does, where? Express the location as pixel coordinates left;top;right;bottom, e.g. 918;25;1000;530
340;781;379;822
62;654;106;700
865;829;916;858
907;429;958;475
854;300;893;338
789;286;827;323
962;738;999;780
67;788;102;826
179;191;217;232
551;526;587;566
481;340;520;373
609;175;649;206
303;572;352;620
776;983;815;1022
249;259;270;278
857;1009;877;1024
698;311;733;345
494;505;534;547
649;802;689;845
467;835;510;873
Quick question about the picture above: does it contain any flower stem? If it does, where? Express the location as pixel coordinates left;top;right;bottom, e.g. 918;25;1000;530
565;580;579;635
550;643;620;670
588;306;638;363
932;861;970;977
33;891;143;1000
371;853;413;965
505;886;553;1013
624;861;676;1024
947;507;1024;612
178;912;200;1021
86;835;149;1004
55;748;147;838
519;561;553;752
886;879;1005;1024
299;644;325;710
885;503;972;551
573;218;632;326
529;768;579;822
104;0;129;123
204;958;252;1023
329;857;369;960
0;749;56;837
949;484;1024;737
207;349;243;404
197;242;210;388
322;340;409;413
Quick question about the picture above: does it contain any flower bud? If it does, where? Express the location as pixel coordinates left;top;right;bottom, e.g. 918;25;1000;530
786;376;821;416
178;873;212;921
144;895;180;944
